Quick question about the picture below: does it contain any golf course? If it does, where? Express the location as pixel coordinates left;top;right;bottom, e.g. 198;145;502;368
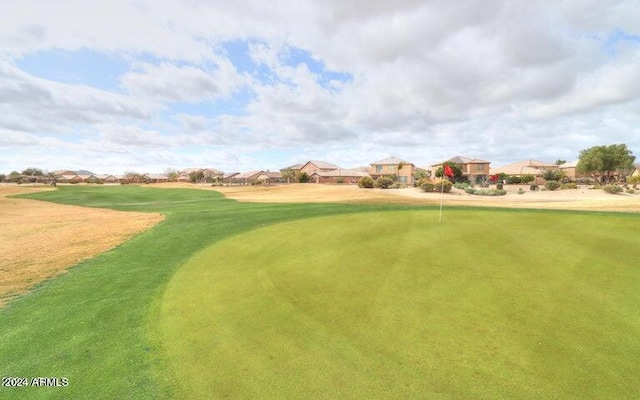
1;185;639;399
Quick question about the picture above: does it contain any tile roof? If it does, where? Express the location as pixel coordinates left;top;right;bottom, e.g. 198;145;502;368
371;156;412;165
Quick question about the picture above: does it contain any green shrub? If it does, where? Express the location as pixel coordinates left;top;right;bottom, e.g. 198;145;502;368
506;175;521;184
520;174;535;184
298;172;310;183
464;187;476;194
627;175;640;184
454;182;470;190
544;180;561;191
603;184;623;194
336;177;344;184
374;176;395;189
530;184;539;191
358;176;374;188
625;188;635;194
562;183;578;190
433;180;453;193
421;182;435;192
390;182;407;189
518;188;525;195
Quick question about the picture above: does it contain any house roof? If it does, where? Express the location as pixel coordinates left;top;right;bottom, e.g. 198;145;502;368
257;171;282;179
370;156;413;166
559;160;578;168
310;169;369;178
281;163;304;171
490;159;556;175
223;172;240;179
432;156;490;166
302;160;341;170
234;170;263;179
144;174;169;180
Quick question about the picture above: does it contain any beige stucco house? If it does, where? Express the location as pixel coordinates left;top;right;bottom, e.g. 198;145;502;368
432;156;490;183
369;157;415;184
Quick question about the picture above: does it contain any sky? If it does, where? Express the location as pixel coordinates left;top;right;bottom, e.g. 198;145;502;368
1;0;639;175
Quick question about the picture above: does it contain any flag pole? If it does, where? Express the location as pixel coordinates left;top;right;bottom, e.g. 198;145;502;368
438;176;445;224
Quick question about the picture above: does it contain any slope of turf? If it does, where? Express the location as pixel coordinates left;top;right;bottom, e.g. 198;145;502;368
0;185;413;399
1;185;638;399
162;210;640;399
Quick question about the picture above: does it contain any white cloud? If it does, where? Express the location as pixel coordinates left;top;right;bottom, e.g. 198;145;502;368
1;0;639;174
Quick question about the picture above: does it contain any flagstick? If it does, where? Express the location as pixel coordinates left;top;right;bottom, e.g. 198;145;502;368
438;177;445;225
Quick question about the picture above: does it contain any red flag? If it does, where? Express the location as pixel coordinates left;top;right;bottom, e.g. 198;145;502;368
444;165;454;178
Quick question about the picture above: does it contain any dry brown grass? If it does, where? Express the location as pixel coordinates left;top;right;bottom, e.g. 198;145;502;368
0;185;164;306
161;182;640;212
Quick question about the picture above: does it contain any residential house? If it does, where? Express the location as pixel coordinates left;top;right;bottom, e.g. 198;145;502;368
222;172;240;184
369;157;416;184
558;161;591;182
95;174;120;183
432;156;491;184
279;163;304;183
309;169;369;184
255;171;285;185
298;161;341;180
143;174;169;183
178;168;224;182
231;170;264;185
491;159;557;184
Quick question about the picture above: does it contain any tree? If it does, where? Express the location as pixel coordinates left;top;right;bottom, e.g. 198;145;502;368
8;171;22;183
0;173;5;182
189;170;205;183
123;171;144;184
165;168;180;182
541;168;563;182
298;172;310;183
435;162;462;182
577;144;636;183
555;159;567;165
281;168;296;183
21;167;44;176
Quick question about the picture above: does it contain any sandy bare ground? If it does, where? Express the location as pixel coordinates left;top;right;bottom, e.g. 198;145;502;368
161;182;640;213
0;185;164;306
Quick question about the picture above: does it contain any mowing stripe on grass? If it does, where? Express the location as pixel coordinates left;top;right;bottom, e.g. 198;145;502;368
161;210;640;399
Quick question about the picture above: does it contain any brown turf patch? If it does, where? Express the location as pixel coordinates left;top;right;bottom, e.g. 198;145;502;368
0;185;164;306
157;182;640;212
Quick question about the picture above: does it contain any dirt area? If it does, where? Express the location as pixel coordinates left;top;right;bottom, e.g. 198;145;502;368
162;182;640;213
0;185;164;306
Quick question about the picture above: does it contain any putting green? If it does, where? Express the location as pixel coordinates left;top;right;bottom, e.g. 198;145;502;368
159;210;640;399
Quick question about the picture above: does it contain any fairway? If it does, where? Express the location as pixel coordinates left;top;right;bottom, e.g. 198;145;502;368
162;210;640;399
2;186;639;399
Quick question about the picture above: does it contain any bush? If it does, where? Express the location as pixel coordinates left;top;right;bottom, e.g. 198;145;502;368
298;172;310;183
496;183;503;190
518;188;525;195
627;175;640;184
390;182;407;189
358;176;374;188
506;175;521;184
464;187;475;194
542;168;563;182
466;188;507;196
562;183;578;190
520;174;535;184
603;184;623;194
420;182;435;192
530;184;539;191
625;188;635;194
374;176;395;189
454;182;470;190
336;177;344;184
433;180;452;193
544;180;561;191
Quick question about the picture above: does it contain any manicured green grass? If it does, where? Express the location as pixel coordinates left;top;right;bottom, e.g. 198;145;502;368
162;211;640;399
1;185;639;399
0;186;409;399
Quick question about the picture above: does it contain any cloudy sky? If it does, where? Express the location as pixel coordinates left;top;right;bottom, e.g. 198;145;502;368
1;0;639;174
